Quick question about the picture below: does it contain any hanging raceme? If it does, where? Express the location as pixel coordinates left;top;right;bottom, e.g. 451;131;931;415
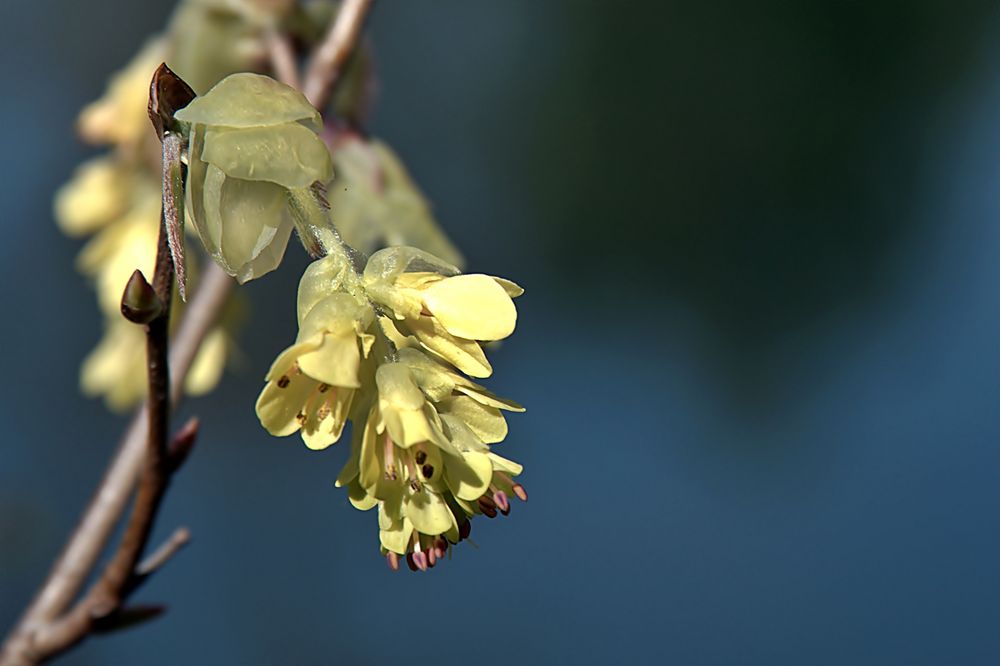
56;2;526;573
168;71;527;571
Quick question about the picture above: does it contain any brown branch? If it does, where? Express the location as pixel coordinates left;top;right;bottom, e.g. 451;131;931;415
267;29;301;90
22;210;177;660
2;1;375;660
3;117;194;663
302;0;375;109
134;527;191;581
0;265;231;666
0;68;225;666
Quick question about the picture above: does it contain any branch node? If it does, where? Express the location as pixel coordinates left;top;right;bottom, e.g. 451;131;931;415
167;418;199;473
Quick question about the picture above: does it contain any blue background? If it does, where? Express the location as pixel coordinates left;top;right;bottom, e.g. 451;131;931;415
3;2;1000;664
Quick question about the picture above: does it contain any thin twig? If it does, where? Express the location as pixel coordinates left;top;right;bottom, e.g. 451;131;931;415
267;30;301;89
0;267;232;666
302;0;375;109
134;527;191;580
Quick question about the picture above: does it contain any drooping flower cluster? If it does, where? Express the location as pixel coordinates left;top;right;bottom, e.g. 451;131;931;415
55;35;233;411
256;247;526;571
177;73;333;282
324;132;464;268
58;1;374;410
59;0;527;571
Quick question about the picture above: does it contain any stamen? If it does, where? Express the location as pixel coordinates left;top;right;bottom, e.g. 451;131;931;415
459;520;472;541
415;450;427;465
405;453;421;490
493;490;510;515
421;464;435;479
277;375;290;389
386;552;399;571
405;553;418;572
428;546;437;567
434;538;448;558
383;435;397;480
412;551;428;571
317;383;330;393
478;496;497;519
513;484;528;502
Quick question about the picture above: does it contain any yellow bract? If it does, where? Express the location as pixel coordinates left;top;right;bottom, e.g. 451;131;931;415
181;73;332;283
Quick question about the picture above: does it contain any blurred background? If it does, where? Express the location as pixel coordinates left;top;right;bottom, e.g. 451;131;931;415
3;1;1000;664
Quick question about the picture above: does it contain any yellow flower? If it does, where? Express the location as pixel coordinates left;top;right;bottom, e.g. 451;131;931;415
78;38;167;148
255;293;375;450
337;355;525;571
76;186;161;317
177;73;333;283
327;134;464;267
54;157;135;237
82;318;230;411
363;247;522;378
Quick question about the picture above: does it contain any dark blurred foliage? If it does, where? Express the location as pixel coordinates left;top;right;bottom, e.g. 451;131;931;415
4;2;1000;665
529;2;995;352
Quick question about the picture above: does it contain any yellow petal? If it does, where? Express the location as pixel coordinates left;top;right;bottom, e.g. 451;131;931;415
297;332;363;388
81;320;146;411
264;340;319;382
454;384;525;412
443;395;508;444
381;403;442;449
376;363;426;411
421;274;517;341
488;452;523;477
444;450;493;501
379;516;413;554
217;176;290;271
358;408;382;490
297;254;355;324
300;387;353;450
202;124;333;188
255;372;316;437
175;72;322;130
493;277;524;298
184;328;227;396
406;316;493;378
54;158;130;236
348;479;378;511
405;488;456;536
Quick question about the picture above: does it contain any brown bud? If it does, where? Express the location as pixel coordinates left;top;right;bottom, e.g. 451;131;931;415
148;63;196;140
121;269;162;324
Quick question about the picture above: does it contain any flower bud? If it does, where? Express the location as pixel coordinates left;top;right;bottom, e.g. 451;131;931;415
177;73;333;283
120;269;162;324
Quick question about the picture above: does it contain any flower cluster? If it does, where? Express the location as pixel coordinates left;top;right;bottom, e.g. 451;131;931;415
60;0;527;572
256;247;526;571
57;1;351;410
55;36;234;411
177;73;333;282
324;132;464;268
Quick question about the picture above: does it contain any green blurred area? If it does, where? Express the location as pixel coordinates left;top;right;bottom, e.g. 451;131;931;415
524;2;993;342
